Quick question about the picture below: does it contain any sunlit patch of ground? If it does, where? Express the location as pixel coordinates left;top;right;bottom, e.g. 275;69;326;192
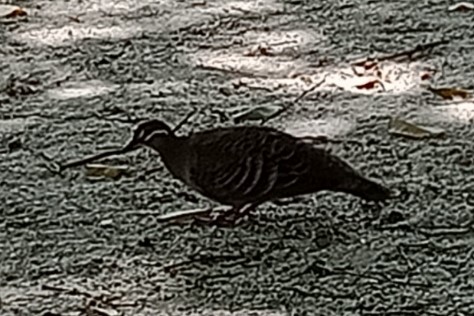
430;100;474;123
37;0;144;15
17;24;141;46
184;0;283;15
196;49;437;95
16;0;282;47
284;117;356;138
47;80;118;100
195;50;305;78
190;22;437;98
192;28;321;77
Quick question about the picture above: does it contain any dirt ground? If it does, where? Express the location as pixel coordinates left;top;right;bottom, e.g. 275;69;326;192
1;0;474;315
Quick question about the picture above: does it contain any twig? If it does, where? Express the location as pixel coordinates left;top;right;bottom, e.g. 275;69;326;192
59;147;139;171
172;108;199;133
418;226;472;236
260;106;289;125
294;75;328;103
58;110;199;172
156;206;228;223
353;40;449;65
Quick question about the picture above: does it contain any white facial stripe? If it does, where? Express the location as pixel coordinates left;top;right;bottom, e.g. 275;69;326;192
143;129;168;142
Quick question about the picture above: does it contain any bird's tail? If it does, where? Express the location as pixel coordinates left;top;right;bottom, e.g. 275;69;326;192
342;174;392;201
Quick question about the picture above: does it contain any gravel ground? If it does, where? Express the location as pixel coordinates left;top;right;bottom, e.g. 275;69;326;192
1;0;474;315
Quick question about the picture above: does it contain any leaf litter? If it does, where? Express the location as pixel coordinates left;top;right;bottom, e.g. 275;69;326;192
84;164;130;180
388;117;446;139
0;5;27;19
425;86;472;101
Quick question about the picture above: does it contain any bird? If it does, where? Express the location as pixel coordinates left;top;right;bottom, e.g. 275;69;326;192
121;119;392;224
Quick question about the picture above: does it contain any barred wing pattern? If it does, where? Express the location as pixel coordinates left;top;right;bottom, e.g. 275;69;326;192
187;126;322;207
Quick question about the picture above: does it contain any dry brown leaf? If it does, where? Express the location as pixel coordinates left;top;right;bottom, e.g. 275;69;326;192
420;72;432;81
0;5;27;18
68;15;81;23
388;117;445;139
84;164;129;180
351;60;379;76
448;2;474;12
356;80;385;90
427;86;471;100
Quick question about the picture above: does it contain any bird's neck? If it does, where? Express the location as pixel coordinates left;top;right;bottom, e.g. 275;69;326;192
145;135;189;180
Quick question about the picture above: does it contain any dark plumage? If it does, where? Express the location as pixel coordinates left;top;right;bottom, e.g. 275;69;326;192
124;119;391;223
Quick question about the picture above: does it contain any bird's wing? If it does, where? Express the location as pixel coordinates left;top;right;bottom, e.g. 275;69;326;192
187;127;313;205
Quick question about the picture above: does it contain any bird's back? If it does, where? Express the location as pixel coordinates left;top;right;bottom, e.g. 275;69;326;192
175;125;390;207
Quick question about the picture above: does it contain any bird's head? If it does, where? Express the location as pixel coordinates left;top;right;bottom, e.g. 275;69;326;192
123;119;173;151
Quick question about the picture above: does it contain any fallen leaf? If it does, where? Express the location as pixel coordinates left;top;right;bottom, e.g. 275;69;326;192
426;86;471;100
356;80;385;90
388;117;445;139
228;104;286;122
67;15;81;23
448;2;474;12
84;164;129;180
0;5;27;18
420;72;432;81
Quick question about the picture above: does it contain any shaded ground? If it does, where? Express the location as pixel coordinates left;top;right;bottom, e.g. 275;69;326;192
1;0;474;315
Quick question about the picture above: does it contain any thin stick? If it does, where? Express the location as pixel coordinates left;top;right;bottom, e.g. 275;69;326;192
172;108;199;133
353;40;449;65
156;206;228;223
59;111;197;172
294;75;328;103
59;147;139;171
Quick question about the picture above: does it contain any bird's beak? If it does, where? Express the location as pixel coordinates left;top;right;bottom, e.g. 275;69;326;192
122;138;140;152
